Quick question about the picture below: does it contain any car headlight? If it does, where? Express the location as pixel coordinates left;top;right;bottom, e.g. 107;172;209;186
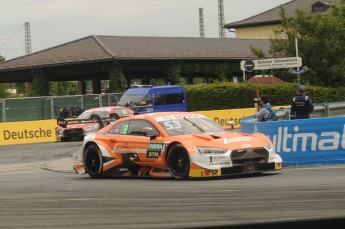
264;141;273;151
197;147;227;155
83;124;100;132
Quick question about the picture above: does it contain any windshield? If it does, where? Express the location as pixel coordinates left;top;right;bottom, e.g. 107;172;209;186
158;117;226;136
77;110;109;119
117;95;146;106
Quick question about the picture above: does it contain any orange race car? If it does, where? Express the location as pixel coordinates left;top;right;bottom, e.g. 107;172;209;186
73;112;282;179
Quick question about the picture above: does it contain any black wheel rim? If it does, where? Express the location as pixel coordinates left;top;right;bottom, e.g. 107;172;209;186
169;150;189;177
86;150;100;173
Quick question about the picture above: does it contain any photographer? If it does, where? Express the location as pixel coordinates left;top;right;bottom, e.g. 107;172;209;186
254;94;277;121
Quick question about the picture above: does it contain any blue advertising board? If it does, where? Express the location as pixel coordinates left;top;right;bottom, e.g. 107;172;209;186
240;116;345;166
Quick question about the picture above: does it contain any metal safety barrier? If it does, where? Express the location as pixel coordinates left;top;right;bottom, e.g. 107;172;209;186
274;100;345;120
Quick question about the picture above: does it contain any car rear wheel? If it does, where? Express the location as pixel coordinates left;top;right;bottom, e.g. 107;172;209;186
60;137;70;142
167;144;190;180
84;145;103;178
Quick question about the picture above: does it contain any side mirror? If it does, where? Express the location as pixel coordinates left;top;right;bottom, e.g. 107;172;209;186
109;113;121;121
90;114;104;129
143;127;158;139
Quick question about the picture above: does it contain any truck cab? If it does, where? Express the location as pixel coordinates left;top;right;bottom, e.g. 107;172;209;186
117;85;187;114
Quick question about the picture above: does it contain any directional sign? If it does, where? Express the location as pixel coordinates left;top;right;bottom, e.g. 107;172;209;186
291;68;306;75
240;57;302;71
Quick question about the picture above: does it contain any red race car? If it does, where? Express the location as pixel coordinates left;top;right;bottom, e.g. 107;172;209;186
57;106;134;141
73;112;282;179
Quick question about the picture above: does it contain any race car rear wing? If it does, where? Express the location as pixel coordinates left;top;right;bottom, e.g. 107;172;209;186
57;113;121;128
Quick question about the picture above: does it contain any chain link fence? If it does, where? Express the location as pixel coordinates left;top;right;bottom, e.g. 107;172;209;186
0;93;123;122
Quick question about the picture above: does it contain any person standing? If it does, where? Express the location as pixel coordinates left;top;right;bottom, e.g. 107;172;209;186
290;85;314;119
254;94;277;121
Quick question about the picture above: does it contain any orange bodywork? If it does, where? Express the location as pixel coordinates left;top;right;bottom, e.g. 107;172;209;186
73;112;282;179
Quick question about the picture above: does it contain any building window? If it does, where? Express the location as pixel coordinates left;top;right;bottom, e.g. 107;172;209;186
311;2;331;12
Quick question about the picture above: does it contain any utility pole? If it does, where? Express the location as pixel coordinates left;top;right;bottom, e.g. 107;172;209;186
25;22;32;55
218;0;226;38
295;37;300;85
199;8;205;38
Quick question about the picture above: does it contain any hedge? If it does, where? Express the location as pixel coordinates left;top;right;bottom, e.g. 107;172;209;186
183;82;345;111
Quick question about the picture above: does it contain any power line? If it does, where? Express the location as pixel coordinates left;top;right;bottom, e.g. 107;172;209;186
203;9;218;20
0;25;24;48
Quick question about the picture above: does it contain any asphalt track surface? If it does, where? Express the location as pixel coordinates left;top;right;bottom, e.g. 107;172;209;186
0;142;345;229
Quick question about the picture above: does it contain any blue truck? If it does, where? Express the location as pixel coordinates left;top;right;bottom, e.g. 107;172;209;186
117;85;187;114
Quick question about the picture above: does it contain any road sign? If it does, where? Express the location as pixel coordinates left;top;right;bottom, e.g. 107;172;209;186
240;57;302;71
243;59;255;72
291;68;306;75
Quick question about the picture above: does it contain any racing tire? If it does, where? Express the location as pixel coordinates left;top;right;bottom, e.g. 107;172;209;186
167;144;190;180
84;145;103;178
60;137;70;142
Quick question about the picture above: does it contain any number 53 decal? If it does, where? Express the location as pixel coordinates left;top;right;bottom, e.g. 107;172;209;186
163;121;182;130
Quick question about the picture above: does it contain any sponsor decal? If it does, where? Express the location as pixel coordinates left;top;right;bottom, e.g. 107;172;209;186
146;142;166;158
2;129;52;140
148;143;165;151
212;155;226;159
223;136;254;144
155;114;203;122
189;169;221;177
113;147;147;154
0;120;57;145
173;114;203;119
271;125;345;153
242;143;252;148
208;156;231;166
147;151;161;158
117;168;129;172
123;124;129;134
210;161;231;166
214;116;244;126
203;169;221;176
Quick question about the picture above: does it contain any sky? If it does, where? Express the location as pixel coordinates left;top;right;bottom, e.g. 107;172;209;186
0;0;291;60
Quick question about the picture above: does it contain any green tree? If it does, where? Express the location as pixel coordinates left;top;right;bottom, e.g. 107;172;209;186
30;69;50;96
0;83;11;98
50;81;78;96
164;62;182;85
16;82;28;96
108;62;127;92
213;62;229;82
66;81;78;95
0;56;10;97
270;1;345;86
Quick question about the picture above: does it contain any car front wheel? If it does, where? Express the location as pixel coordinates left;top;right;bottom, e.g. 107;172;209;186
84;145;103;178
167;144;190;180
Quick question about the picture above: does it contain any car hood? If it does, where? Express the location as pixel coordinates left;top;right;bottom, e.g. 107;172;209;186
171;131;268;150
65;123;97;129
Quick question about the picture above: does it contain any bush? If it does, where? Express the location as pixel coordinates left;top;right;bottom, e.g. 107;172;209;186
184;82;345;111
